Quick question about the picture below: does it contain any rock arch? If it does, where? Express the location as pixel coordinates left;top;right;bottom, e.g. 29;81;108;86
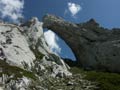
43;14;120;73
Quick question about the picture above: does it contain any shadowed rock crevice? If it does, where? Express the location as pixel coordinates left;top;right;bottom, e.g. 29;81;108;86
43;14;120;73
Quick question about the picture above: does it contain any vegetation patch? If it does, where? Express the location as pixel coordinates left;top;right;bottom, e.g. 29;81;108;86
70;67;120;90
0;60;37;80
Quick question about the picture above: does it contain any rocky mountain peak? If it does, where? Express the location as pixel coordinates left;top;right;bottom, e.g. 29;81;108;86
85;18;99;27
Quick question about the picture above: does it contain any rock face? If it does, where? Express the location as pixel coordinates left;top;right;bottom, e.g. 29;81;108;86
0;23;36;68
43;14;120;73
0;18;96;90
0;18;71;89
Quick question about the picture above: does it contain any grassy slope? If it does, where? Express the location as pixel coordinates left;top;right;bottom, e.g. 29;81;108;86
70;67;120;90
0;60;36;80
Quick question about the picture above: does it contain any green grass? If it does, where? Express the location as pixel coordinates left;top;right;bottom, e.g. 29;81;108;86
70;67;120;90
86;71;120;90
0;60;37;80
70;67;85;75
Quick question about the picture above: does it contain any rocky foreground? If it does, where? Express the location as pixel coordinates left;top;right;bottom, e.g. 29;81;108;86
0;18;97;90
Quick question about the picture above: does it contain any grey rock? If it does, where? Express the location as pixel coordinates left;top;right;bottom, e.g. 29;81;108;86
0;18;97;90
43;14;120;73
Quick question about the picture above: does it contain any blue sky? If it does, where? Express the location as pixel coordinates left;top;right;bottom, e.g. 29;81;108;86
24;0;120;28
0;0;120;60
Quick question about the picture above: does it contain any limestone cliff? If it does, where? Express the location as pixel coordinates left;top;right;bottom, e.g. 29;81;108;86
0;17;96;90
43;14;120;73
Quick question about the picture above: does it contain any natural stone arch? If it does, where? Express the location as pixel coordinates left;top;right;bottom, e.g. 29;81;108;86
43;14;120;73
44;28;76;60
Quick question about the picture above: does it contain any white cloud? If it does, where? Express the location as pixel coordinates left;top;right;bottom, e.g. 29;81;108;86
0;0;24;23
44;30;61;54
67;2;82;17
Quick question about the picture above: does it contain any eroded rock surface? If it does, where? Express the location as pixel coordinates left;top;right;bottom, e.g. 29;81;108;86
43;14;120;73
0;18;97;90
